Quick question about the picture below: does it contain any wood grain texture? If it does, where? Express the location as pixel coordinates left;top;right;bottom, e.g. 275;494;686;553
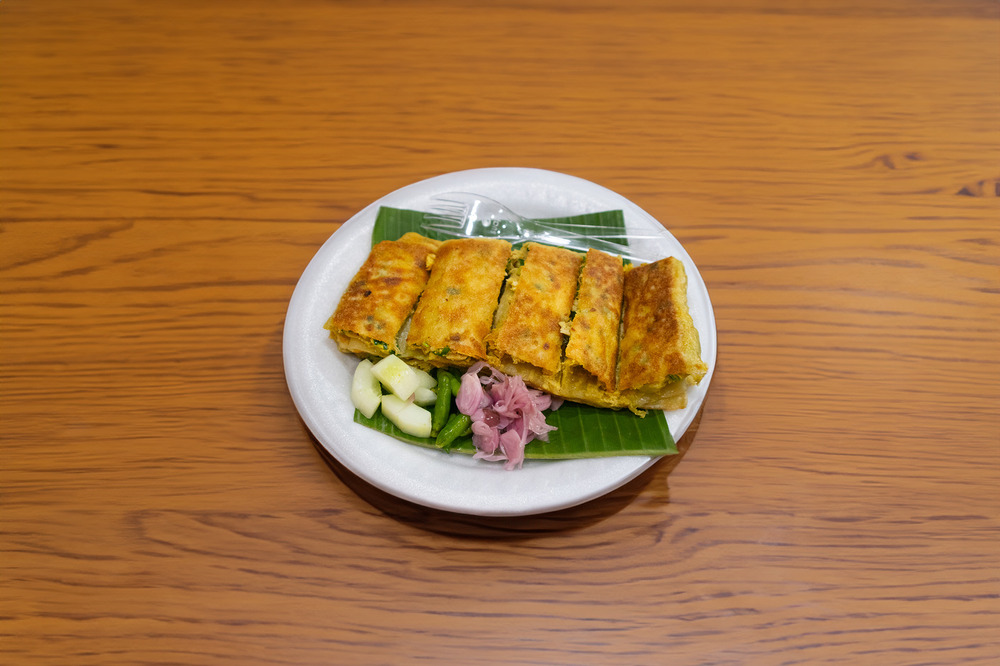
2;0;998;664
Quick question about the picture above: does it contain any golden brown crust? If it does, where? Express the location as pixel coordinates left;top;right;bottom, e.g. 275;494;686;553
404;238;511;366
397;232;440;253
564;249;624;391
487;243;584;375
324;236;439;355
617;257;707;393
327;234;707;414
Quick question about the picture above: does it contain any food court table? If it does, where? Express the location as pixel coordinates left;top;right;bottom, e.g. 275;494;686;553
3;1;997;663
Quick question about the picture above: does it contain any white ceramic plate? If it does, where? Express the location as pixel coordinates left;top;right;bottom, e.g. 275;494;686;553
283;168;716;517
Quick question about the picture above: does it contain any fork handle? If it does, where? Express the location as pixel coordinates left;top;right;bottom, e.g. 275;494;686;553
499;232;652;263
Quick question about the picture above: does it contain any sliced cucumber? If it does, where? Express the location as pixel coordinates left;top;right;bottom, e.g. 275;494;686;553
412;386;437;406
412;367;437;390
371;354;421;400
350;359;382;419
380;394;432;438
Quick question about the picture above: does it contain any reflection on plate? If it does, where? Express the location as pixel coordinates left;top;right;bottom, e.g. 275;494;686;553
283;168;717;517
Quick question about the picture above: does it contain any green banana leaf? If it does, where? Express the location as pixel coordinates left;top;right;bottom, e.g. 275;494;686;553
352;206;676;459
354;399;676;459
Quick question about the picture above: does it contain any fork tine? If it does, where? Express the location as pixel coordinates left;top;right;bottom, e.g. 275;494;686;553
428;206;467;219
432;196;471;206
427;200;470;215
421;215;462;229
431;194;481;212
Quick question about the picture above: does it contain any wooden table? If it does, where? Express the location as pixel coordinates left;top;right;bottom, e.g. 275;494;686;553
3;1;998;663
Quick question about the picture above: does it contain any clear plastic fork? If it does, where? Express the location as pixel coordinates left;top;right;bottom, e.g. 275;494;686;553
422;192;658;263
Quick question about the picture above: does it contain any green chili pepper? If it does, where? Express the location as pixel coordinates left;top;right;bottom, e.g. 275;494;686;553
431;370;453;436
435;413;471;451
449;373;462;396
